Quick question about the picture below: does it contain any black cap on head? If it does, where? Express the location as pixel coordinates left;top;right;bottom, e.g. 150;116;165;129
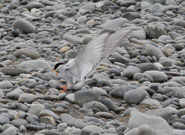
53;62;64;70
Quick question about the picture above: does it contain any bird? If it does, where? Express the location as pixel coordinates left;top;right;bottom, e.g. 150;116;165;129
53;28;135;92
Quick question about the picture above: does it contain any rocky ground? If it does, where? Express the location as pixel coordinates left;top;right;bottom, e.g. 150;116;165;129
1;0;185;135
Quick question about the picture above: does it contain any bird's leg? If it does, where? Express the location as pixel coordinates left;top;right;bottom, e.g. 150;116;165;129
59;85;67;93
52;69;59;76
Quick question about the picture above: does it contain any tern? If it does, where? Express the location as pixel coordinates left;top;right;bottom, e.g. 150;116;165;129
53;28;135;92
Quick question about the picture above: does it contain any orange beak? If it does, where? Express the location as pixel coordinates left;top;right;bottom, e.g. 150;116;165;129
60;85;68;93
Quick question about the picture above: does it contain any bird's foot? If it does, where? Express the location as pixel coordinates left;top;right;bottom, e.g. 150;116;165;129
52;69;59;76
59;85;67;93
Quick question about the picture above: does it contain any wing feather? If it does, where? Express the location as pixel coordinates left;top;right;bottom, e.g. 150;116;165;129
71;28;135;81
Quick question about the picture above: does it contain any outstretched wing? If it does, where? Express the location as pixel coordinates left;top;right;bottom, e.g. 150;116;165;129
72;28;135;81
73;32;111;80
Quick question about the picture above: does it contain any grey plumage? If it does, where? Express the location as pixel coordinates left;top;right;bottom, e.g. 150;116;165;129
56;28;135;89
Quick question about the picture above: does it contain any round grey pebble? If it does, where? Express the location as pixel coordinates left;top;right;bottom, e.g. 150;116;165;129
13;18;35;34
81;125;104;135
124;88;148;104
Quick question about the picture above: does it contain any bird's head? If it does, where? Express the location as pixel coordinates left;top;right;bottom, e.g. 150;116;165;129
53;59;78;90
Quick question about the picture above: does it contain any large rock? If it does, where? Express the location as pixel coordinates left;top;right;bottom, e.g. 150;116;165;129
126;109;173;135
17;59;51;72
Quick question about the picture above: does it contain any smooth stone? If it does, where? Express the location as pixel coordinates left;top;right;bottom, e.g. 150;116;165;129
159;57;175;67
0;89;4;97
173;122;185;129
29;103;45;116
81;125;104;135
143;71;168;82
99;97;122;113
125;124;157;135
14;48;40;59
170;77;185;86
48;80;61;89
110;85;137;98
161;44;175;57
124;88;148;104
63;127;81;135
60;113;86;129
83;101;109;112
63;33;83;44
25;2;44;10
6;88;24;99
123;66;141;79
141;98;161;108
179;98;185;108
39;109;59;120
17;59;51;72
123;12;141;21
18;93;38;103
73;87;107;105
37;129;60;135
109;53;130;64
20;79;37;88
0;66;28;76
65;93;75;103
11;119;28;127
26;114;39;124
40;115;56;126
173;129;185;135
143;45;165;60
0;114;10;125
95;112;114;119
0;80;13;89
1;126;18;135
57;123;67;132
159;87;185;98
13;18;35;34
127;109;173;135
116;0;136;6
145;107;178;121
136;63;160;72
161;81;182;87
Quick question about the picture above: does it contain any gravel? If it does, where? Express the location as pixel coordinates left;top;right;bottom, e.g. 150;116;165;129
0;0;184;134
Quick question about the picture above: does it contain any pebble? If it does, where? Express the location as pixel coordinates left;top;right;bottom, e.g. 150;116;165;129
81;125;104;135
0;80;13;89
124;88;148;104
0;66;28;76
13;18;36;34
143;71;168;82
25;2;44;10
17;59;51;72
0;114;10;125
29;103;45;116
18;93;38;103
1;126;18;135
14;48;40;59
127;109;173;135
95;112;114;119
6;88;24;99
73;87;107;105
11;119;28;127
1;0;185;134
110;85;136;98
